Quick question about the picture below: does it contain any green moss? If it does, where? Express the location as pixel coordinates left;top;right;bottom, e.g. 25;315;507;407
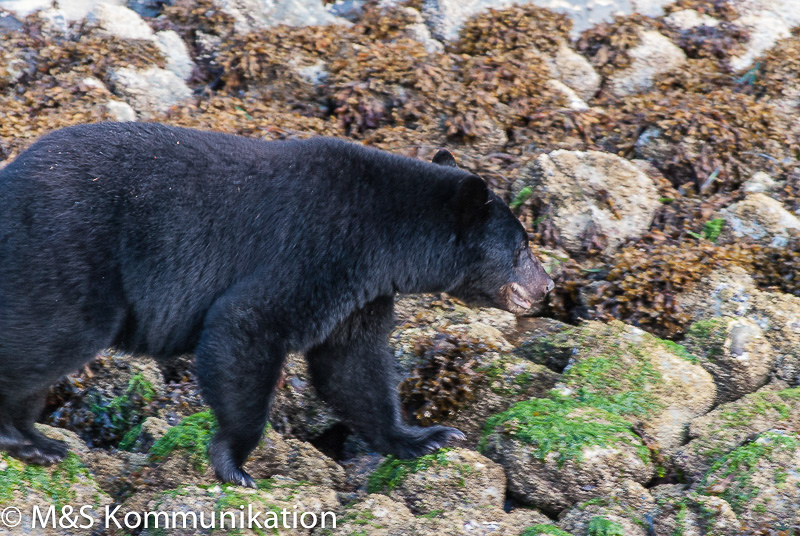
149;410;217;470
418;509;444;519
685;318;728;360
118;423;143;451
701;431;800;513
367;448;472;493
658;339;698;364
562;349;663;417
715;387;800;429
0;453;95;508
479;397;650;467
520;524;574;536
587;516;625;536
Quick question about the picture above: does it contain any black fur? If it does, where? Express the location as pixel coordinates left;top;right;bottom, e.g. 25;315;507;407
0;122;551;485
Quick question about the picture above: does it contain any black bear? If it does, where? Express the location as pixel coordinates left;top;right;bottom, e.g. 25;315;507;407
0;122;553;487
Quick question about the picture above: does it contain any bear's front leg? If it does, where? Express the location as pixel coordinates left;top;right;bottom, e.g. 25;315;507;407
305;296;464;458
195;286;288;488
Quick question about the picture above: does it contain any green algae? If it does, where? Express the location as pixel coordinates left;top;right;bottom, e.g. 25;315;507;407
0;452;95;508
479;397;650;467
587;516;625;535
367;448;473;493
149;410;217;470
701;431;800;513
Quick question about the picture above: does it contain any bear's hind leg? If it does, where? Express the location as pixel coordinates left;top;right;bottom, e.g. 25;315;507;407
0;389;68;465
305;296;464;459
195;293;288;488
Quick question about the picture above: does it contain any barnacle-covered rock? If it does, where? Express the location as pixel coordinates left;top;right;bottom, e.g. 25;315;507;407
683;316;775;402
480;397;654;513
699;430;800;531
367;448;505;515
109;66;192;116
517;150;660;255
718;192;800;247
673;384;800;480
556;481;655;536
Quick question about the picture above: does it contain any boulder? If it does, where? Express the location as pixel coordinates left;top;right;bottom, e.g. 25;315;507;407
718;193;800;247
480;398;655;513
155;30;195;81
368;448;506;515
557;481;655;536
683;316;776;402
110;66;192;117
517;150;660;255
673;383;800;480
546;42;601;101
607;30;687;97
728;0;800;71
213;0;349;35
87;3;154;40
699;430;800;531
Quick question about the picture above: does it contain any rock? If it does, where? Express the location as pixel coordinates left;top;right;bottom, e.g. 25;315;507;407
546;79;589;111
247;428;346;489
742;171;780;193
557;481;655;536
683;316;775;402
269;351;339;441
213;0;350;35
662;8;720;30
369;448;505;515
517;150;660;255
728;0;800;71
120;416;170;452
673;383;800;480
647;486;740;536
547;42;601;101
87;2;154;40
481;398;655;513
718;193;800;247
0;439;113;536
106;99;138;121
608;30;687;97
679;266;800;385
133;477;340;535
110;66;192;117
327;494;416;535
699;430;800;531
417;507;552;535
422;0;674;41
0;46;32;87
155;30;195;81
544;321;715;454
0;9;24;33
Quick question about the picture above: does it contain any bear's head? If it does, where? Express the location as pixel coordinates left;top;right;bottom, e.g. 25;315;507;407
433;149;554;315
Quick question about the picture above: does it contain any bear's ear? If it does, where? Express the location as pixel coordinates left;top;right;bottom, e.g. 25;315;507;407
453;175;489;226
432;149;458;168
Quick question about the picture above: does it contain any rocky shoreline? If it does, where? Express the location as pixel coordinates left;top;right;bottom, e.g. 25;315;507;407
1;0;799;533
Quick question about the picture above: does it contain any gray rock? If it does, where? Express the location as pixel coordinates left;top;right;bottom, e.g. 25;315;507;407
0;0;124;21
546;79;589;111
683;316;776;403
517;150;660;255
673;383;800;480
213;0;350;34
557;480;655;535
718;193;800;247
608;30;686;97
87;2;153;39
106;99;138;121
547;42;601;102
662;8;720;30
742;171;780;194
729;0;800;71
155;29;195;81
126;0;172;17
110;66;192;117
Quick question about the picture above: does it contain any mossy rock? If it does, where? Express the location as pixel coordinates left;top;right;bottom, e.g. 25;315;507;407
648;486;739;536
551;320;715;453
699;430;800;532
368;448;505;515
130;477;339;535
480;397;654;513
556;481;655;536
0;452;112;533
674;384;800;480
683;316;775;403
